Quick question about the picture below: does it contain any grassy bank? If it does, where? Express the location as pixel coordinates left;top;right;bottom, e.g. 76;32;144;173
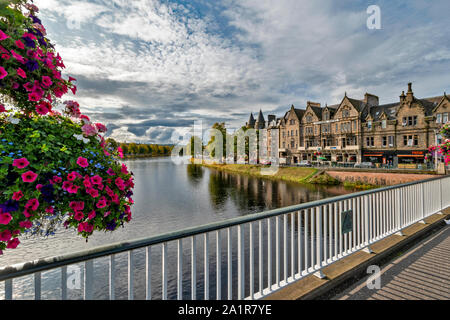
203;164;318;184
203;163;379;189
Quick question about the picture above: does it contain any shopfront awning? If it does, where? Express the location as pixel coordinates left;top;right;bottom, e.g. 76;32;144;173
364;154;383;157
398;154;424;158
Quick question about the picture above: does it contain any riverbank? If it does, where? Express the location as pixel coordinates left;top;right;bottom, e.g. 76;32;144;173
203;163;319;185
201;164;435;190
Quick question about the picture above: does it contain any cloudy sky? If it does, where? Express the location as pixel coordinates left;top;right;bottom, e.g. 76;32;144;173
35;0;450;144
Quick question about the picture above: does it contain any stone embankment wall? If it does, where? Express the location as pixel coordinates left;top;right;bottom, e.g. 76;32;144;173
326;171;438;186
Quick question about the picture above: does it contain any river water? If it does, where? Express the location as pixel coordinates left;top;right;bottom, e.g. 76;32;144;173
0;158;356;299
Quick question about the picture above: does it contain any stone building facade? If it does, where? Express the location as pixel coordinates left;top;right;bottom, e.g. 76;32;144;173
246;83;449;167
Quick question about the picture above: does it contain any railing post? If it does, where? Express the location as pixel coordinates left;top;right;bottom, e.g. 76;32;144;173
363;195;373;254
314;206;325;279
395;187;404;236
437;179;444;214
419;183;427;224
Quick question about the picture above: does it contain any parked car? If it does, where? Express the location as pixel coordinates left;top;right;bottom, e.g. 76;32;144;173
298;160;312;167
354;162;375;168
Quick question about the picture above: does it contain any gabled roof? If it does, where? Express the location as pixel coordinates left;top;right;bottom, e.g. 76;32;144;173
346;97;366;112
293;108;306;120
311;106;322;119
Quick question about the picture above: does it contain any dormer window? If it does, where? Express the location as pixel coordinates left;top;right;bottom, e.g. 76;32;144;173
343;109;350;118
382;120;387;129
367;120;372;130
306;115;312;123
324;112;329;121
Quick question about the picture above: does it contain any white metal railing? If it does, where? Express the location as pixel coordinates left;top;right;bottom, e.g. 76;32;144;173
0;175;449;300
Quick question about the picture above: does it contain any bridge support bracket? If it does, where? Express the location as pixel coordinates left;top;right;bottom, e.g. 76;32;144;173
313;270;326;279
363;246;373;254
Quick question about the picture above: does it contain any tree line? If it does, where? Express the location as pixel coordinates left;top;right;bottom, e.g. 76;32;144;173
106;139;174;157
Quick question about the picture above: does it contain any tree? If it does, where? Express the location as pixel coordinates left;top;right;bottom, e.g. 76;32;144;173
206;123;227;159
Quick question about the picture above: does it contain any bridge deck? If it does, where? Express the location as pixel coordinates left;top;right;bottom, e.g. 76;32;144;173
333;222;450;300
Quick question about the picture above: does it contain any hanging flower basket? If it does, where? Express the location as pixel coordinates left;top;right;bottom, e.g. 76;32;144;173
0;1;134;254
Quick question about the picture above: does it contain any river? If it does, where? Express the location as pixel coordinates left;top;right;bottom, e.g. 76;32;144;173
0;157;356;299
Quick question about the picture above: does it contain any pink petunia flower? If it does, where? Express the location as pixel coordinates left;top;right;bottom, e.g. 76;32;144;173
76;157;89;168
35;103;49;115
96;198;107;209
0;230;12;242
12;191;24;201
13;157;30;169
81;124;97;136
15;40;25;49
69;201;85;211
67;172;78;181
0;104;5;113
52;176;62;184
107;168;116;176
0;66;7;79
91;175;103;185
16;68;26;79
10;50;25;63
88;210;96;220
0;212;12;225
28;92;41;102
19;220;32;229
25;198;39;211
41;76;52;88
6;238;20;249
74;211;84;221
67;185;80;194
0;30;10;41
22;171;38;183
62;181;73;190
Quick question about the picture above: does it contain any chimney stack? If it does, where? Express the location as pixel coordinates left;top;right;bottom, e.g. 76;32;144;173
400;91;406;103
406;82;414;102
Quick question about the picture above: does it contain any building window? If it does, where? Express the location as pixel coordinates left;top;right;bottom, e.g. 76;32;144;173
353;121;357;130
381;120;387;129
402;117;407;126
367;121;372;130
436;114;442;123
382;136;387;147
366;137;374;147
388;136;394;147
414;135;419;146
306;115;312;123
335;123;338;132
343;109;350;118
407;116;417;126
444;113;449;123
291;140;295;148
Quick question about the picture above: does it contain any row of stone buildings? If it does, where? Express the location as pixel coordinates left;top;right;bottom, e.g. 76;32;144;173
246;83;449;167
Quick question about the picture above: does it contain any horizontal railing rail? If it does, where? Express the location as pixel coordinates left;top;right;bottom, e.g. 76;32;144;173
1;174;449;300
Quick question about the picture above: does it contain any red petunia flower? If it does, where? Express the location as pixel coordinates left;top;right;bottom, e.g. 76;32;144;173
22;171;38;183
